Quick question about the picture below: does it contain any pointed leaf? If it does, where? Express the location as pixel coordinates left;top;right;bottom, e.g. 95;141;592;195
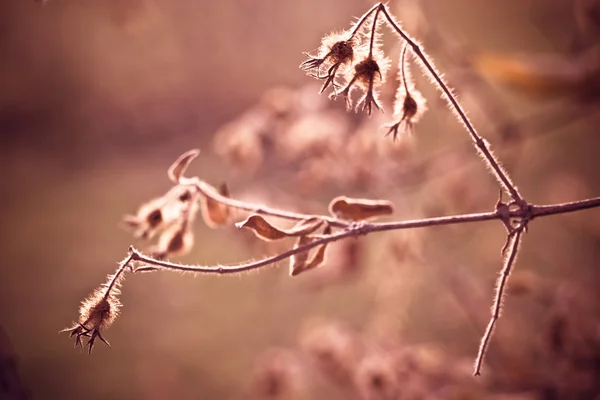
202;182;231;228
235;215;323;241
168;149;200;183
328;196;394;221
290;225;332;276
289;235;314;275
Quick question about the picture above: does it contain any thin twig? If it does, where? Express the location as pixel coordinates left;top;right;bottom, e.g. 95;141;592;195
367;6;381;58
531;197;600;217
474;228;523;376
192;178;350;228
400;43;409;93
130;229;354;275
102;252;135;302
377;3;523;203
348;2;381;38
193;175;600;232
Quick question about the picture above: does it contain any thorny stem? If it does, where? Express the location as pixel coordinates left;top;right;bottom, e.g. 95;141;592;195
474;229;523;376
377;3;523;203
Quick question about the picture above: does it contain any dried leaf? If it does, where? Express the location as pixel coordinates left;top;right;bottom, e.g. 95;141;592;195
120;215;141;230
290;225;332;276
289;236;314;275
291;242;329;276
328;196;394;221
202;182;231;228
168;149;200;183
235;215;323;241
151;224;194;259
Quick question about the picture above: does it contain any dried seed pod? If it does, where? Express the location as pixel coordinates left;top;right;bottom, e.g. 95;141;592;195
61;272;125;353
386;44;427;140
151;224;194;259
121;197;166;239
336;53;391;115
300;32;357;94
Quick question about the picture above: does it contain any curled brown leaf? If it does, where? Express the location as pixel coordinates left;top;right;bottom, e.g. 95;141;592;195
290;225;332;276
168;149;200;183
150;224;194;260
289;236;314;276
202;182;231;228
236;215;324;241
328;196;394;221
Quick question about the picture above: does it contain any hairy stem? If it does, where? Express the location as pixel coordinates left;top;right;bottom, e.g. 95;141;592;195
367;6;381;58
192;178;350;228
400;43;409;93
123;196;600;278
130;230;354;275
102;252;135;302
474;229;523;376
94;181;599;367
377;3;522;202
349;2;382;38
531;197;600;217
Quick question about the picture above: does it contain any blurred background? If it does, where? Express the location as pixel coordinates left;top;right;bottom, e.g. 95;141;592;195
1;0;599;399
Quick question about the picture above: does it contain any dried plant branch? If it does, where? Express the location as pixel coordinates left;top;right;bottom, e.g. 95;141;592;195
129;229;349;275
62;1;600;383
474;228;523;376
376;3;523;203
105;253;136;298
63;146;600;365
530;197;600;216
129;196;600;276
367;6;382;58
348;2;381;37
191;178;350;228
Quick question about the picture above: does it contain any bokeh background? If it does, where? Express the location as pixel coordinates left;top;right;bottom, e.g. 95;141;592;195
1;0;599;399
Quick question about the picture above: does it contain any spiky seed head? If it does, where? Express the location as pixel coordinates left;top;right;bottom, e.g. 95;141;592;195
354;58;381;87
329;40;354;65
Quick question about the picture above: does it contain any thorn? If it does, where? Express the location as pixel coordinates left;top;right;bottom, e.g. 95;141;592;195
97;330;111;348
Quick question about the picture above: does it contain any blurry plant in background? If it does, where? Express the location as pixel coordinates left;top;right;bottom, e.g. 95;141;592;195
2;0;600;400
